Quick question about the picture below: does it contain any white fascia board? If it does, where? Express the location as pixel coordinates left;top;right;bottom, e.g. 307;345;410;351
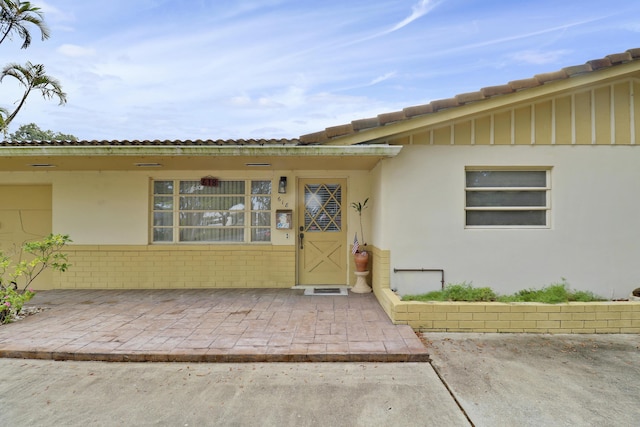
0;145;402;158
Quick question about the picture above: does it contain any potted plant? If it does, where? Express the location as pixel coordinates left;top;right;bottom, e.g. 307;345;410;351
351;198;369;272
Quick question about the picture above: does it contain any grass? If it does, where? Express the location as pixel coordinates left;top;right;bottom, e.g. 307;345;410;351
403;283;497;302
401;280;606;303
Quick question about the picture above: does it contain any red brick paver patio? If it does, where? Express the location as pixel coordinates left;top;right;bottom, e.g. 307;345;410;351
0;289;429;362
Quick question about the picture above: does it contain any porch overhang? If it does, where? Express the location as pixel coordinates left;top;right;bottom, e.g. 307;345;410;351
0;144;402;171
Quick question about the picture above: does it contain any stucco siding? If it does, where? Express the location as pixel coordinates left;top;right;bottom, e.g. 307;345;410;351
53;173;149;245
383;145;640;299
0;185;53;289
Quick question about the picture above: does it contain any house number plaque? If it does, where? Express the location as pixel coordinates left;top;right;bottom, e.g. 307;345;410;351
200;176;218;187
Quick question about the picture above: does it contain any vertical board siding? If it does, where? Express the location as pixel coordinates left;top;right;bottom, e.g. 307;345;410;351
551;98;557;145
555;95;572;144
534;101;553;145
575;91;592;144
594;86;611;144
614;82;631;144
454;121;472;145
475;116;491;145
404;79;639;147
633;81;640;144
433;126;451;145
494;111;511;145
514;106;531;145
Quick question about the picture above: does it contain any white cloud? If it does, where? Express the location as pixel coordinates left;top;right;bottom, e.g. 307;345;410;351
443;18;606;54
621;22;640;32
38;1;74;22
348;0;441;45
509;50;570;65
370;72;397;86
57;44;95;57
386;0;440;34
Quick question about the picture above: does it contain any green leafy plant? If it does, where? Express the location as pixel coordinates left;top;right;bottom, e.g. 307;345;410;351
0;234;71;324
403;282;497;302
402;279;605;303
496;279;605;303
350;198;369;249
0;286;34;324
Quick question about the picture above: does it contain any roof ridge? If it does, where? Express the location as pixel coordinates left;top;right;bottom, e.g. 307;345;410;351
299;47;640;145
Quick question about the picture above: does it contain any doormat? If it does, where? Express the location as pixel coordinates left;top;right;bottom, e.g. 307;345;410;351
304;287;348;296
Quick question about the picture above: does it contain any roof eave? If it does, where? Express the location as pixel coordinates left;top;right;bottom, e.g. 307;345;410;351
0;144;402;158
321;58;640;146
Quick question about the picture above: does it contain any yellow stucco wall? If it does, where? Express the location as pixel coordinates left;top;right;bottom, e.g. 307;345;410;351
0;185;53;289
55;244;295;289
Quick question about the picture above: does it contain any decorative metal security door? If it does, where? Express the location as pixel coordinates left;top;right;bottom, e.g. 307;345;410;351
297;179;347;285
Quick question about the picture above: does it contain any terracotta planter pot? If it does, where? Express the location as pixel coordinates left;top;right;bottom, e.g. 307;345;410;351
354;251;369;272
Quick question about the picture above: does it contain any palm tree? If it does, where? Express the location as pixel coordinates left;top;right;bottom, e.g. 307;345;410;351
0;0;50;48
0;61;66;131
0;107;8;136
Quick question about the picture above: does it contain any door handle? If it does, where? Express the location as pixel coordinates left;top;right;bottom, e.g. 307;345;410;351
299;226;304;249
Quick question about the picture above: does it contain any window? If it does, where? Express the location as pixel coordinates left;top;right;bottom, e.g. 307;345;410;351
465;169;550;227
303;183;342;232
152;179;271;243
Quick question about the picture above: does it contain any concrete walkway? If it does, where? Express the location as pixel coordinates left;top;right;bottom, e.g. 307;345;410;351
0;289;429;362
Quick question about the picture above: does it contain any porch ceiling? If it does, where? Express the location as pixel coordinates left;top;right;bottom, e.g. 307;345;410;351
0;145;402;171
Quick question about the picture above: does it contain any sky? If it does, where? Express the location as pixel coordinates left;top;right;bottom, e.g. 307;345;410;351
2;0;640;141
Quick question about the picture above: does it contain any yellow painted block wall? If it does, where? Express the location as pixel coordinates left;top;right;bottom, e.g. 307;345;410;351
383;295;640;334
368;246;396;320
54;245;295;289
369;245;390;292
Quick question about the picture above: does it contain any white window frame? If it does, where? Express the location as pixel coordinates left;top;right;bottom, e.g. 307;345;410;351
151;179;272;244
465;167;551;229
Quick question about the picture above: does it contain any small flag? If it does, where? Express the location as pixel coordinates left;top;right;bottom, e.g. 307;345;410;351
352;233;359;255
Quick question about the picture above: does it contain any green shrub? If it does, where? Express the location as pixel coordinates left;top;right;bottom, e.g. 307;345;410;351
402;279;605;304
0;234;71;324
402;290;445;302
497;283;569;304
402;282;496;302
569;290;604;302
0;287;35;324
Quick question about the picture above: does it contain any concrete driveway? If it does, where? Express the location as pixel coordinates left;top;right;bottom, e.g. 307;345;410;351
425;333;640;426
0;360;467;426
1;333;638;426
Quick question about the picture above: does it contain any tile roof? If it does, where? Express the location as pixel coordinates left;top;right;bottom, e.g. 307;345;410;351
299;48;640;145
0;138;299;147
